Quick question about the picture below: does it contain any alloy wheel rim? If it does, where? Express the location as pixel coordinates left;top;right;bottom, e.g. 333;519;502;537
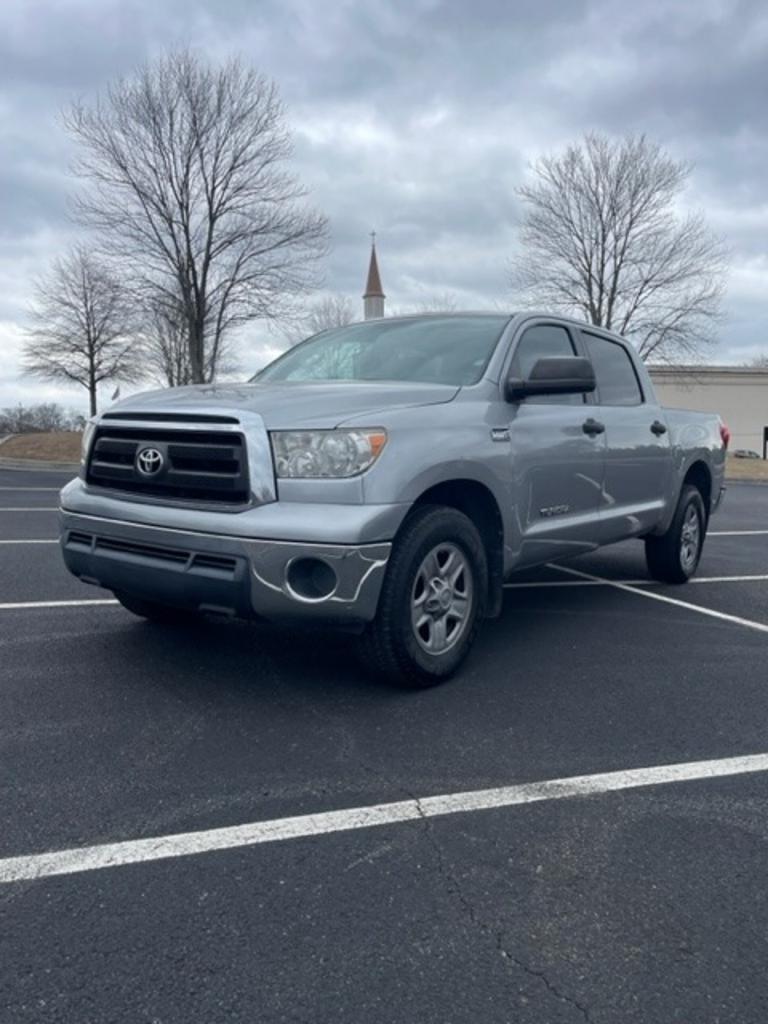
680;504;701;572
411;542;473;656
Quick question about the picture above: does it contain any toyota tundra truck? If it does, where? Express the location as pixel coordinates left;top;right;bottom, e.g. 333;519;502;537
60;313;727;687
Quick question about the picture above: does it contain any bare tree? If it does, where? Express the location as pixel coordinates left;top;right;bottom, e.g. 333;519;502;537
283;293;356;345
512;134;728;362
748;355;768;368
141;295;193;387
305;294;356;334
408;292;459;314
23;246;142;416
141;293;240;385
65;50;328;384
391;292;460;316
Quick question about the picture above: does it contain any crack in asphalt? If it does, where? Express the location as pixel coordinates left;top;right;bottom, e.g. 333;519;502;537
408;790;591;1023
345;749;592;1020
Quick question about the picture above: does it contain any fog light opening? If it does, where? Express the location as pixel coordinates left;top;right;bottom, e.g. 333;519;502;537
285;557;338;602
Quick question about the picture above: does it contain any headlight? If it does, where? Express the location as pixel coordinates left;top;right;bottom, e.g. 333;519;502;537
81;419;97;464
270;429;387;478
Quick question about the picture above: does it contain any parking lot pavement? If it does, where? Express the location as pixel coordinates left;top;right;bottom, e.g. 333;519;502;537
0;491;60;508
2;473;768;1023
0;513;61;542
0;467;70;542
5;771;768;1024
0;545;113;604
0;467;75;491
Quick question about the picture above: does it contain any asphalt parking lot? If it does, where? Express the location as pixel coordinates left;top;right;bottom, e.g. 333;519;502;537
2;468;768;1024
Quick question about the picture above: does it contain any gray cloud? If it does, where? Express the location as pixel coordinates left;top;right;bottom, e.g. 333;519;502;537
0;0;766;410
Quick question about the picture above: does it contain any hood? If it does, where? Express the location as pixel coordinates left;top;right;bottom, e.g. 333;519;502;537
106;380;460;429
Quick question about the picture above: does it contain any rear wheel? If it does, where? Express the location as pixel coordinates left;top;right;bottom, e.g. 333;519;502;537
114;591;199;624
358;505;487;688
645;484;706;584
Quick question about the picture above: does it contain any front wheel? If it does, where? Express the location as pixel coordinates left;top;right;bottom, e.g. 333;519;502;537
358;505;487;688
645;484;706;584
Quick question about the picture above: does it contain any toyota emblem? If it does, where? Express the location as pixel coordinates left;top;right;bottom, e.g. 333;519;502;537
136;447;164;476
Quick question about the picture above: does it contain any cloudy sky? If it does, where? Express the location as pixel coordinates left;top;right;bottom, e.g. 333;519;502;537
1;0;767;412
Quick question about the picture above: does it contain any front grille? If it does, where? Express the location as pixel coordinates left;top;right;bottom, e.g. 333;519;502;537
86;427;250;505
66;531;239;580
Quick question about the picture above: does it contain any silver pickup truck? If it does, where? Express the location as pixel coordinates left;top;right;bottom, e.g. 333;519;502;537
60;313;727;687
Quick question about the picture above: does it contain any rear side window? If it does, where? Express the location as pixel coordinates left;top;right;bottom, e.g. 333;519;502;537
582;333;643;406
510;324;582;405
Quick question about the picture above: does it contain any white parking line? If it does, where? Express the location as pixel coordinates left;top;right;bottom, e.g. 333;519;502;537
0;487;59;491
505;578;647;589
504;574;768;589
0;599;118;611
710;530;768;536
2;751;768;884
0;539;57;545
553;564;768;635
0;507;57;512
688;575;768;583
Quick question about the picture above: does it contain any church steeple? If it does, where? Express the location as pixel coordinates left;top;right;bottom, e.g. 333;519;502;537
363;232;385;320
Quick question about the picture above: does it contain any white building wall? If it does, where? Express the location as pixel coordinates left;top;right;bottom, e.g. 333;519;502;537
649;368;768;456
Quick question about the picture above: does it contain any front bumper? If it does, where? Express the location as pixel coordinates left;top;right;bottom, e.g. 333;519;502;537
59;507;392;626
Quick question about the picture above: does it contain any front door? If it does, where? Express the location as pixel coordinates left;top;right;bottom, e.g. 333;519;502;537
505;323;606;568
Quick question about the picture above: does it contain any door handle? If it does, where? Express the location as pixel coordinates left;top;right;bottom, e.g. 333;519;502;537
582;418;605;437
651;420;668;436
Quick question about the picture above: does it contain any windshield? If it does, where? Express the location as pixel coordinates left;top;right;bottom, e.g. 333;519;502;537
257;315;510;386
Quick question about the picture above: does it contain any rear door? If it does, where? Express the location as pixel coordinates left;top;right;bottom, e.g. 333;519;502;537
505;322;606;567
579;330;673;542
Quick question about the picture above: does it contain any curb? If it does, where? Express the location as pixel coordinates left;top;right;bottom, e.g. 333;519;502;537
724;477;768;487
0;457;80;472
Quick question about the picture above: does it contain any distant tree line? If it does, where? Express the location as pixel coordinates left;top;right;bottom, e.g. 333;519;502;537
0;403;86;434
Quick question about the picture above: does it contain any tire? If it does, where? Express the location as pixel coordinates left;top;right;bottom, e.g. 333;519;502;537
114;591;199;624
358;505;487;688
645;484;706;584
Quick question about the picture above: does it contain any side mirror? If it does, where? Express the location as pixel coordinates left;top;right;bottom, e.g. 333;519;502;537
505;356;596;402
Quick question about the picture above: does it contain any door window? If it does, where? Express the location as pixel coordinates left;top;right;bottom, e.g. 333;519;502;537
510;324;582;404
582;333;643;406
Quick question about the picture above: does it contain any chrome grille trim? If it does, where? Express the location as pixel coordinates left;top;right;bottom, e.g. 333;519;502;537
87;426;250;505
86;412;277;507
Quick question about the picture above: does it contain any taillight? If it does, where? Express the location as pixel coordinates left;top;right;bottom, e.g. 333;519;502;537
719;421;731;449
